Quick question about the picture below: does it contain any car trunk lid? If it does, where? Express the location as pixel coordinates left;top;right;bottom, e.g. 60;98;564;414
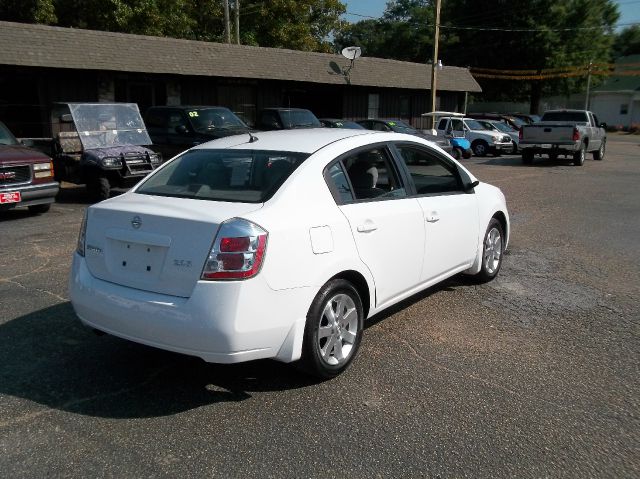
84;193;262;297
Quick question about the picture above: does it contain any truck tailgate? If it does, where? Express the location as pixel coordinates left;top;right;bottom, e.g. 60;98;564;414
521;125;575;144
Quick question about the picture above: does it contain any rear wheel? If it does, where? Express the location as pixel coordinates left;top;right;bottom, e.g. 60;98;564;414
573;144;585;166
28;204;51;214
301;279;364;379
452;147;462;161
593;140;605;161
522;150;534;165
87;175;111;201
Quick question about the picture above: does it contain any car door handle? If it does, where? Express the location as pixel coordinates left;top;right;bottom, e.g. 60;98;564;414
426;212;440;223
357;222;377;233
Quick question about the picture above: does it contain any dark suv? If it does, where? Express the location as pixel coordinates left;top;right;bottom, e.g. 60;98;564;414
255;108;322;131
0;121;58;214
145;106;250;159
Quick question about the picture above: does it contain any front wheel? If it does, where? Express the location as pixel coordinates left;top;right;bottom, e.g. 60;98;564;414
87;175;111;201
472;140;489;157
474;218;504;283
301;279;364;379
593;140;605;161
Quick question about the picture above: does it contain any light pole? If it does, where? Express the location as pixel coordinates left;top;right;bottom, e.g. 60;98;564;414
429;0;442;129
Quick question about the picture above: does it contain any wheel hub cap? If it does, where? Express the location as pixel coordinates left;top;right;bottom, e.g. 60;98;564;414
483;227;502;275
317;293;358;366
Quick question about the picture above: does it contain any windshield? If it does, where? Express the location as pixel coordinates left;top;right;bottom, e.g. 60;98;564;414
0;122;18;146
478;120;499;131
185;108;247;133
465;119;491;131
492;122;515;133
68;103;152;150
386;120;417;134
137;149;309;203
280;110;321;128
541;111;589;123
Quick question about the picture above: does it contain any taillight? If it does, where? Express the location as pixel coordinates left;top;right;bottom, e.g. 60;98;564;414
572;128;580;142
76;211;87;257
518;127;523;140
201;218;268;280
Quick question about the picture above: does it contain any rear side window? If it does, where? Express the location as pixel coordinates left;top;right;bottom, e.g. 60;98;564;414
137;149;308;203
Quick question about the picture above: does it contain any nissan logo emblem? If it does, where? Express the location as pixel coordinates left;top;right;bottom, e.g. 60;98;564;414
131;216;142;229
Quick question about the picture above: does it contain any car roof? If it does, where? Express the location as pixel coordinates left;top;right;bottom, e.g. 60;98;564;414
192;128;377;154
261;107;312;112
147;105;232;110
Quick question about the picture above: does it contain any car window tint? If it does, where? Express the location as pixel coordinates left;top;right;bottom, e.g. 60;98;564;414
372;122;389;132
451;119;464;132
437;118;447;130
325;162;353;203
342;147;406;200
137;149;309;203
395;145;463;195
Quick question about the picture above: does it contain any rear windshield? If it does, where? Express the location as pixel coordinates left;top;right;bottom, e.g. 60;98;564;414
280;110;321;128
136;149;309;203
541;111;589;123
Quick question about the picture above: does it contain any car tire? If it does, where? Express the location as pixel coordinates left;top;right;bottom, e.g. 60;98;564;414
474;218;504;283
28;203;51;214
573;144;585;166
472;140;489;157
301;279;364;379
88;175;111;201
593;140;605;161
452;147;462;161
522;150;534;165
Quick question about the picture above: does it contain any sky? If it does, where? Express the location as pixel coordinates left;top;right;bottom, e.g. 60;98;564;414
342;0;640;28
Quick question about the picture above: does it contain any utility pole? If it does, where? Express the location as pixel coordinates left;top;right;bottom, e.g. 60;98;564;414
429;0;442;129
223;0;231;43
584;60;593;110
234;0;240;45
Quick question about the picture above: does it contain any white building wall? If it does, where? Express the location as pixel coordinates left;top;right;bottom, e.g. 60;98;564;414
590;92;635;128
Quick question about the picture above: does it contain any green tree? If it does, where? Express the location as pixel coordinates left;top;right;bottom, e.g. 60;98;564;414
0;0;57;23
613;25;640;57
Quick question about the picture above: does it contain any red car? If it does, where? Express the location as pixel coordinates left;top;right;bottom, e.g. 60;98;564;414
0;121;59;214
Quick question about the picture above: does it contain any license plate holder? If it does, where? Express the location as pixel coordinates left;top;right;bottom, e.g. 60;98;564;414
0;191;21;204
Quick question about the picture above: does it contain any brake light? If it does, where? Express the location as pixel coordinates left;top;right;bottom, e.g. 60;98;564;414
201;218;268;280
572;128;580;142
518;127;523;140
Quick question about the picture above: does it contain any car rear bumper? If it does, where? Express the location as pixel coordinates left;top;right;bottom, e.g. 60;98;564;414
519;141;581;153
0;181;59;208
69;254;311;364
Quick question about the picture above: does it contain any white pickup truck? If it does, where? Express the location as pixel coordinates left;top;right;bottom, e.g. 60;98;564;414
519;109;606;166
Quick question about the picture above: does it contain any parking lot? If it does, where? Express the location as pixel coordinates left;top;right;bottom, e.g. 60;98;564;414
1;135;638;478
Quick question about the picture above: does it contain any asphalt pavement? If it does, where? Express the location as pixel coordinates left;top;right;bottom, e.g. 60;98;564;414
1;135;638;478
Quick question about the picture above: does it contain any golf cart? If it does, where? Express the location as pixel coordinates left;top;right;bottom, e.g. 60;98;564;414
49;103;161;200
421;111;472;161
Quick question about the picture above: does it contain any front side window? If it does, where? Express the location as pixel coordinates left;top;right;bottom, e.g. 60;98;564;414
342;147;406;200
395;145;463;195
137;149;308;203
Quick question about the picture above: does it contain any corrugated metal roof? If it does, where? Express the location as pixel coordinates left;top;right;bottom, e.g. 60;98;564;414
0;20;482;93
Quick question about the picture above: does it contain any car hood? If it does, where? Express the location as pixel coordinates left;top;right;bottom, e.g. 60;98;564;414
0;144;51;165
84;145;155;160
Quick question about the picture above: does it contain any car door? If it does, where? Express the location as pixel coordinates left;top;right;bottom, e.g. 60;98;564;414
588;112;602;150
325;145;425;307
392;142;479;283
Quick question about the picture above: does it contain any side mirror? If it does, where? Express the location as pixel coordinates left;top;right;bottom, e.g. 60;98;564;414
175;125;189;134
599;122;607;129
465;180;480;192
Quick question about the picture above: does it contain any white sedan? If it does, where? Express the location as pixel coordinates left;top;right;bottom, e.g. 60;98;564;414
70;129;509;378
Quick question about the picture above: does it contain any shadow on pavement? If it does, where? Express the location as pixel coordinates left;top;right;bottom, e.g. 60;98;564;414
0;302;318;420
476;155;581;167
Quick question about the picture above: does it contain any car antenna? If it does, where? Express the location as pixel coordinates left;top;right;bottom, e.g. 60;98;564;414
248;132;259;143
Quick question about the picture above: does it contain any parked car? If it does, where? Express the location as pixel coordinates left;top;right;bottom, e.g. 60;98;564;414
69;128;510;379
0;121;58;214
357;118;454;155
436;117;513;157
509;113;541;124
22;103;161;201
467;112;527;132
319;118;366;129
476;119;519;153
519;109;606;166
421;111;473;160
145;106;251;159
256;108;322;130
